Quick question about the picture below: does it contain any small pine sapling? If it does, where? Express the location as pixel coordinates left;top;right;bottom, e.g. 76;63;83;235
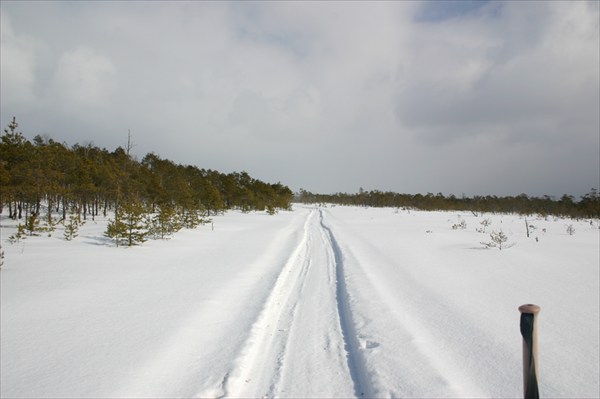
481;230;509;250
452;220;467;230
25;214;41;236
478;218;492;233
121;201;150;246
42;213;59;237
150;205;179;239
266;204;277;215
491;230;508;250
63;214;79;241
182;209;201;229
8;224;27;244
566;224;575;235
105;217;127;247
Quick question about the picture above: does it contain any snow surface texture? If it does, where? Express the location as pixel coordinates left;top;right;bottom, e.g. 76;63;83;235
1;205;599;398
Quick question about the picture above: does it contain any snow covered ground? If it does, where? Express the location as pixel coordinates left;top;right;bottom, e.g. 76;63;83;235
1;205;598;398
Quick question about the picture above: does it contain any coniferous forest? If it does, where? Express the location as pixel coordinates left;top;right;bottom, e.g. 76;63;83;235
0;118;293;246
1;117;598;247
295;188;599;219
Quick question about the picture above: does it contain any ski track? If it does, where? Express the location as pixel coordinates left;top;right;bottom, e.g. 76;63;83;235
111;209;312;399
221;208;364;398
221;210;315;398
321;208;496;398
3;206;598;398
110;206;495;398
319;209;372;397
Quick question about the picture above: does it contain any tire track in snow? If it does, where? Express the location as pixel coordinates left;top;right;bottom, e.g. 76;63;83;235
319;209;371;398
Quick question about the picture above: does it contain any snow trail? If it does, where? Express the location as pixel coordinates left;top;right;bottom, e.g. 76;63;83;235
3;205;597;398
319;209;372;397
218;207;489;398
321;208;503;397
222;208;359;398
222;209;317;397
109;209;313;398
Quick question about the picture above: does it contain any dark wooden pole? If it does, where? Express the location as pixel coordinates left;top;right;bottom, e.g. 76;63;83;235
519;304;541;399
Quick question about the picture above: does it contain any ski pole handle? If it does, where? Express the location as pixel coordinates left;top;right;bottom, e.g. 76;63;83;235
519;304;541;399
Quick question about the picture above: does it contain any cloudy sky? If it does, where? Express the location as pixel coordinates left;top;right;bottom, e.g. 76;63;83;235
1;1;598;198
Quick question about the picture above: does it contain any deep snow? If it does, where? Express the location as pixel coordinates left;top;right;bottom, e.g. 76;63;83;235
1;205;598;398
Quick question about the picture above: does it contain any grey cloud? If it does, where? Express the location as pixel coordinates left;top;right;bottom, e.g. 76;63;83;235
0;1;598;198
394;1;599;147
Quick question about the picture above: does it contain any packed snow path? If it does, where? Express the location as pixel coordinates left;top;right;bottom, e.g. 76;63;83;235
213;208;488;398
221;209;361;397
2;205;598;398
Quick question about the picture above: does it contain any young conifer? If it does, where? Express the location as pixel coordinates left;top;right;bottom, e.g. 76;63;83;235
63;213;79;241
151;204;179;239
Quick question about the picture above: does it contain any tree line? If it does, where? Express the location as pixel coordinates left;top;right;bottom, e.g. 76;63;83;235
2;115;597;243
0;118;293;245
296;187;599;219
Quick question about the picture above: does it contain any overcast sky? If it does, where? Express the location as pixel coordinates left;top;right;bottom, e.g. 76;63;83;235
1;1;598;198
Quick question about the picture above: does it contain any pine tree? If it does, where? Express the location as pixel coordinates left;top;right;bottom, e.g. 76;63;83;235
480;230;509;250
566;224;575;236
119;200;149;246
181;207;201;229
8;224;27;244
25;213;41;236
150;204;180;239
479;218;492;233
490;230;508;250
105;213;127;247
266;204;277;215
63;213;79;241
